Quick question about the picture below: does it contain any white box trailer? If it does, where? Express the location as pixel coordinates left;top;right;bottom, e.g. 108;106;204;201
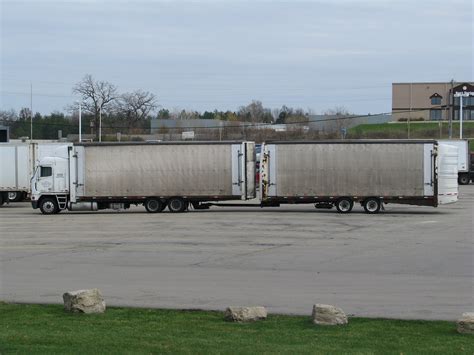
439;139;472;185
31;142;255;214
258;140;458;213
0;142;71;205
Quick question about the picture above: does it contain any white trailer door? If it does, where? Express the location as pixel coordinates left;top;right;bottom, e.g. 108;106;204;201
423;144;435;196
260;144;277;198
231;143;247;198
437;142;459;204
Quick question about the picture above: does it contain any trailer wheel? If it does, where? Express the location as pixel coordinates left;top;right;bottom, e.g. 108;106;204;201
168;198;187;213
363;198;381;214
0;193;5;206
335;198;353;213
458;174;470;185
39;197;59;215
145;198;165;213
8;192;24;202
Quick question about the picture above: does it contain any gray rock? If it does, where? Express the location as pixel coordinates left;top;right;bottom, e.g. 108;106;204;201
312;304;348;325
224;306;267;322
457;312;474;334
63;288;106;314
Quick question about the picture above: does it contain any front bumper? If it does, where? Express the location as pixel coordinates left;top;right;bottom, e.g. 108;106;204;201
31;200;39;209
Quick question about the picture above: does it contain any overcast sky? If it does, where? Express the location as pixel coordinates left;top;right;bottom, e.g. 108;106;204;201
1;0;472;116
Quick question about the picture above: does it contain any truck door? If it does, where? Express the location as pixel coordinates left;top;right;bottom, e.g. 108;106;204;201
36;165;54;193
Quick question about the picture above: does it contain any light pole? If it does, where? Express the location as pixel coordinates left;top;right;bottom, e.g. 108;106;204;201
77;102;82;143
99;106;102;142
454;87;473;139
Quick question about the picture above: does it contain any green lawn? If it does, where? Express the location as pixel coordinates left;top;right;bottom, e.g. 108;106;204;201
348;122;474;146
0;303;472;354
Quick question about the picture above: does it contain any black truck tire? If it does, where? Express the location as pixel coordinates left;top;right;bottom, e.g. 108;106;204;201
39;197;59;215
363;197;381;214
145;198;165;213
458;174;470;185
335;197;354;213
168;198;187;213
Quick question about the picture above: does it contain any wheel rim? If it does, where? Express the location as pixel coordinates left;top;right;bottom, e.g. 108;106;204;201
8;192;17;200
43;201;55;213
338;200;351;212
170;200;183;211
147;200;159;211
366;200;378;212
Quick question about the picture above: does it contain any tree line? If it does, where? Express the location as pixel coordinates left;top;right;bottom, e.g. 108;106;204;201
1;74;351;140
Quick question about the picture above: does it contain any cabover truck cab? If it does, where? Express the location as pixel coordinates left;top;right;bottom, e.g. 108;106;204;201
31;142;255;214
259;140;458;213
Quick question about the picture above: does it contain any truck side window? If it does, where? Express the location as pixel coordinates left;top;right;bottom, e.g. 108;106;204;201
40;166;52;177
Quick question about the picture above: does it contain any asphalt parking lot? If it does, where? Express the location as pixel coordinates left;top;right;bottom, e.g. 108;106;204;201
1;187;472;320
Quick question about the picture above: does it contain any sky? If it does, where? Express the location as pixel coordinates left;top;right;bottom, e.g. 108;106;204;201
0;0;473;116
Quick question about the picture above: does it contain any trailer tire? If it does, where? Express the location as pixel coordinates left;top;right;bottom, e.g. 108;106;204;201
8;192;24;202
145;198;165;213
0;193;5;206
363;198;381;214
39;197;59;215
458;174;470;185
335;197;353;213
168;198;187;213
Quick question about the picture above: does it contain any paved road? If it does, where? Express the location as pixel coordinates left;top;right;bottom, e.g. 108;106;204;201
1;187;472;320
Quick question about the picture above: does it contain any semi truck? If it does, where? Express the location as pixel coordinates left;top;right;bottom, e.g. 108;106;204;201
440;139;472;185
30;142;255;214
0;142;71;206
30;140;458;215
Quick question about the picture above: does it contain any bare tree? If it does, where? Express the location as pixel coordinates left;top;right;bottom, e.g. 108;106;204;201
115;90;158;127
323;106;354;136
72;74;118;140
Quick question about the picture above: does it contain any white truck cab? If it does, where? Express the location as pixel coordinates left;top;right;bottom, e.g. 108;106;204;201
31;156;69;213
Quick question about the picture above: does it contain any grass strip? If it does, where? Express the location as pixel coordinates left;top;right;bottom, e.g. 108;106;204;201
0;303;472;354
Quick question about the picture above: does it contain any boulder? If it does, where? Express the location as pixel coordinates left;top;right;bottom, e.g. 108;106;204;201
457;312;474;334
63;288;106;314
224;306;267;322
312;304;348;325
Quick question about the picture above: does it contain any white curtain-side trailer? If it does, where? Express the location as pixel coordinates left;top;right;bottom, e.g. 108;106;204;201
258;140;458;213
31;142;255;214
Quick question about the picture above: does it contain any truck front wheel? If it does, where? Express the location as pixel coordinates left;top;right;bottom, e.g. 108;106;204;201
168;198;187;213
39;197;59;215
363;198;381;214
144;198;165;213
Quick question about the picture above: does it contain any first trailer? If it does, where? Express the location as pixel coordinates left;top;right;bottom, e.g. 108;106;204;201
31;142;255;214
